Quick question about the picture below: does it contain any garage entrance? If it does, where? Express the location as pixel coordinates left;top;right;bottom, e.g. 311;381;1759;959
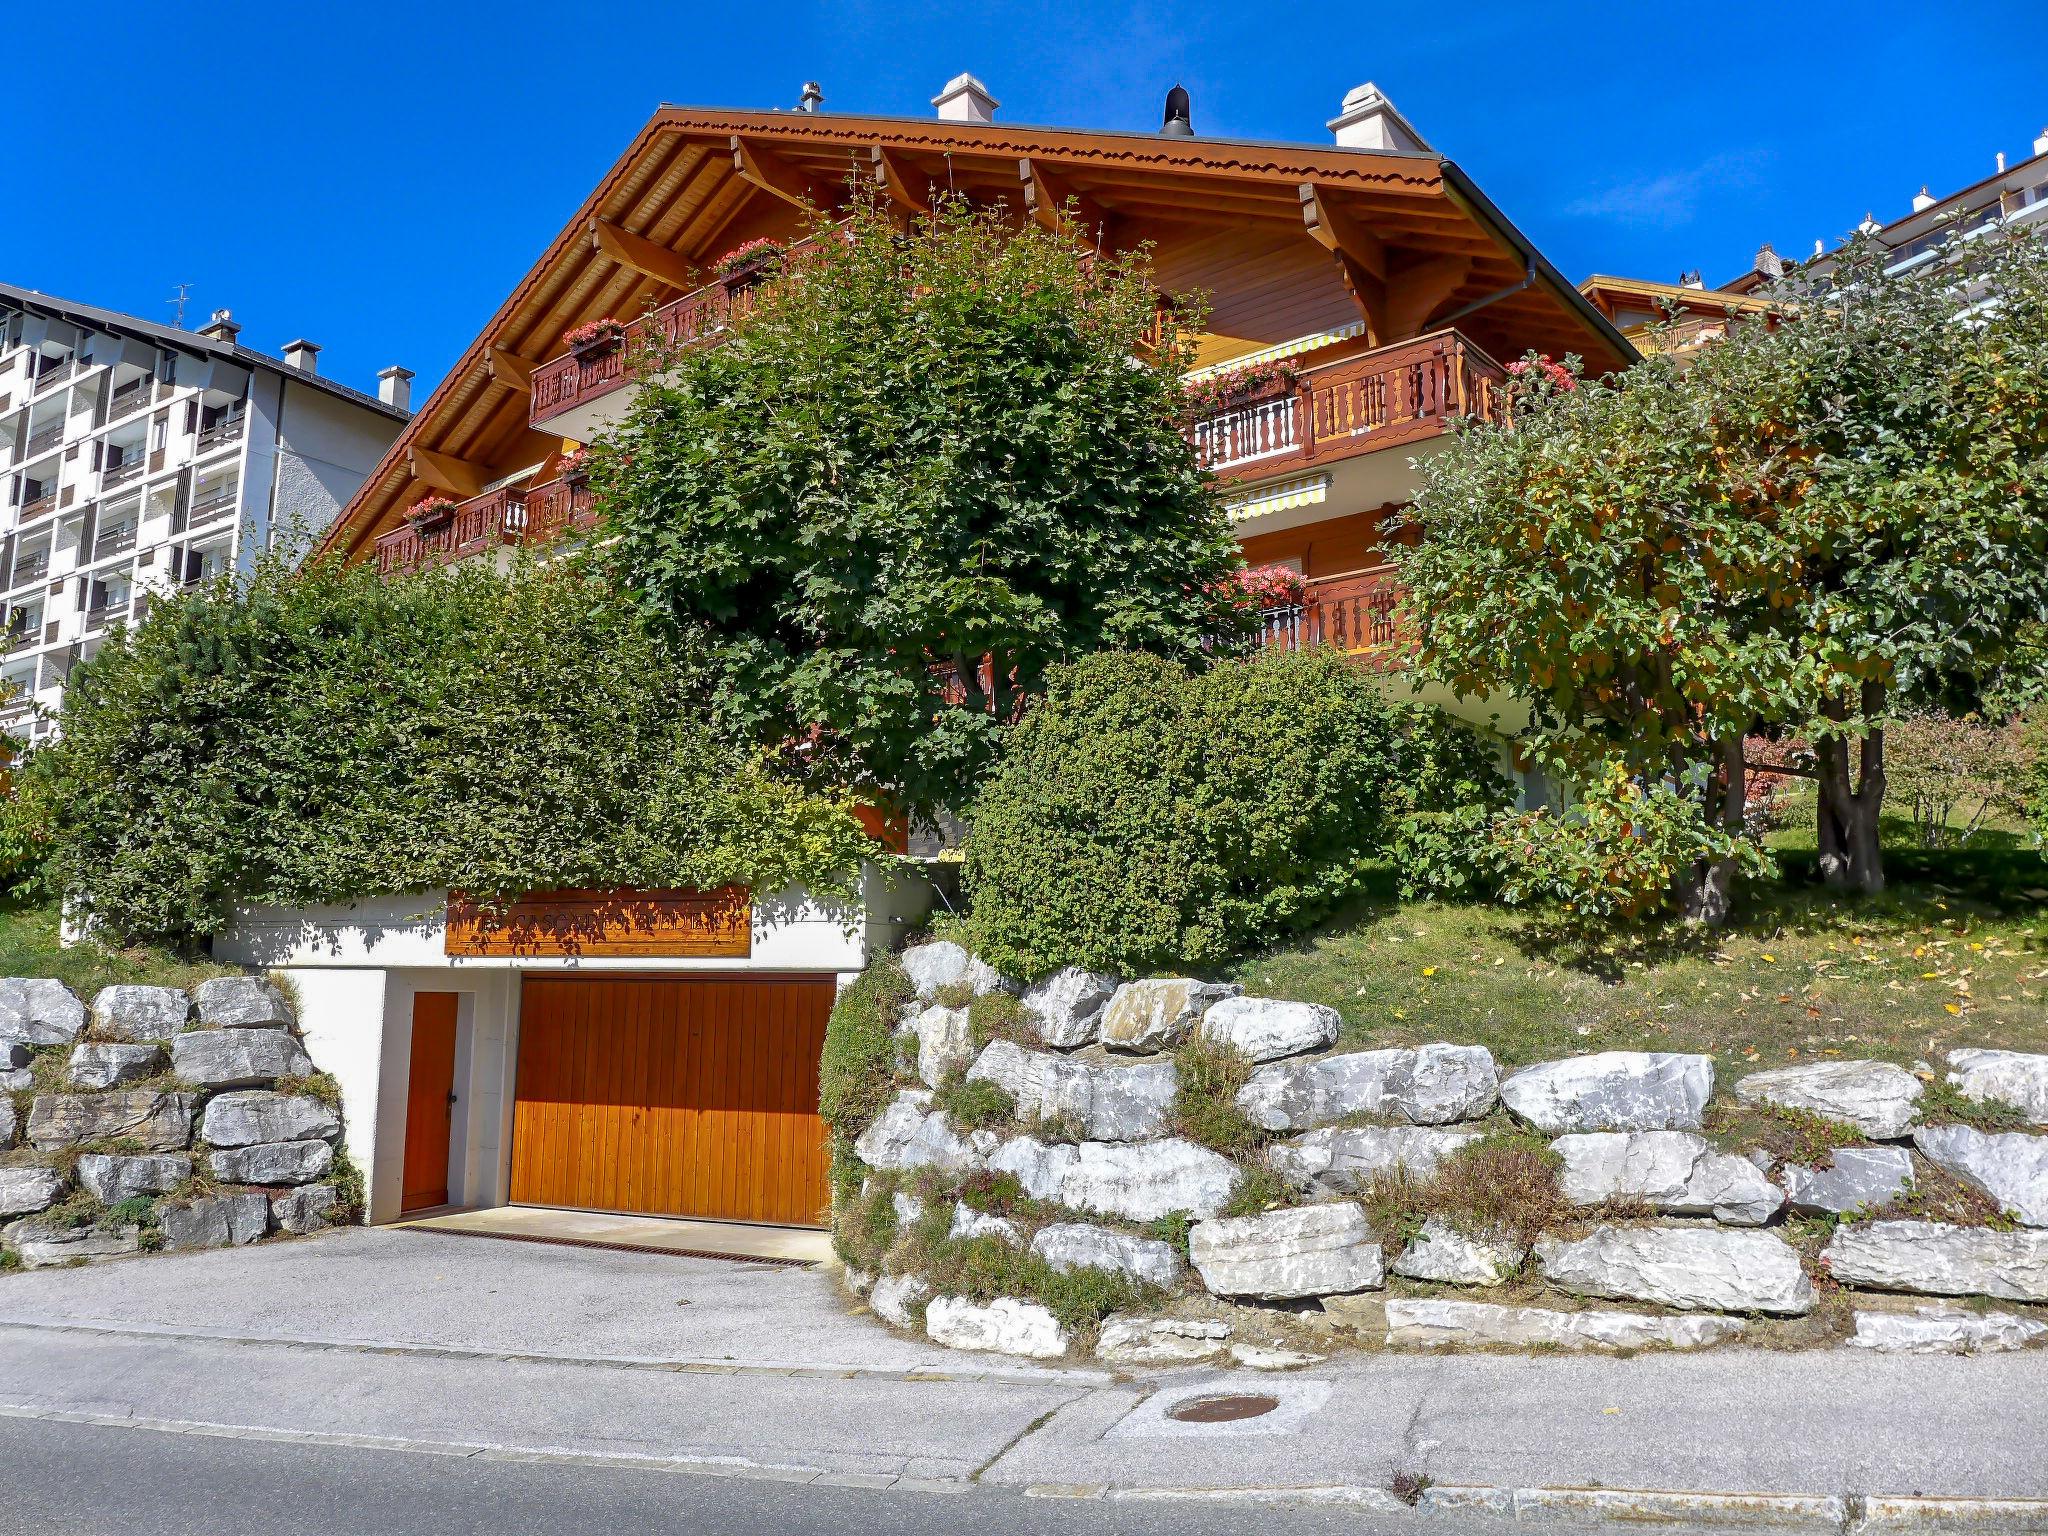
508;974;835;1227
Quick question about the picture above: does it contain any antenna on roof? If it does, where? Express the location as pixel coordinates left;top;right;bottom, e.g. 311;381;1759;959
167;282;194;329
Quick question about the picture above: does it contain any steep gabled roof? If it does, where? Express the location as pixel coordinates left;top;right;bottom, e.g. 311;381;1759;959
321;105;1635;562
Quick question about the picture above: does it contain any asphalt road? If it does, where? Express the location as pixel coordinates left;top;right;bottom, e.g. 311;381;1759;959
0;1417;1743;1536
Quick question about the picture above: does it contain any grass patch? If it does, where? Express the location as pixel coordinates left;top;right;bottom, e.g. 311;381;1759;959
819;958;913;1149
915;1231;1158;1333
965;990;1034;1051
1915;1077;2031;1132
833;1171;903;1272
1220;1161;1294;1218
1360;1130;1571;1257
930;1074;1015;1133
275;1071;343;1110
1703;1100;1868;1165
0;898;233;996
1868;1166;2018;1229
1229;855;2047;1076
1170;1037;1268;1157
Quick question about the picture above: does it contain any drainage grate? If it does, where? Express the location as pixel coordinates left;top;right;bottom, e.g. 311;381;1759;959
1166;1393;1281;1424
403;1226;818;1269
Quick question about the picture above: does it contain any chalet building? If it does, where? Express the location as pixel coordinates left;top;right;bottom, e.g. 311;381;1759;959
1577;269;1779;357
243;79;1634;1239
0;285;410;737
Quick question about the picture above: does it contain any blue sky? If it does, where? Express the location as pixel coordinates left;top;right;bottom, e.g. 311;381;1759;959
8;2;2043;399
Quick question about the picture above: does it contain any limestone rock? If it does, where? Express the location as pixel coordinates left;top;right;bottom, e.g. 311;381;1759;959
271;1183;339;1235
986;1136;1080;1202
1501;1052;1714;1133
1228;1343;1326;1369
900;941;969;1000
853;1094;984;1176
170;1027;311;1089
1780;1146;1915;1216
1913;1125;2048;1226
90;985;190;1042
949;1204;1022;1245
1099;979;1239;1054
1946;1049;2048;1127
1020;968;1118;1050
1267;1125;1484;1196
1536;1224;1813;1315
66;1042;164;1091
160;1191;270;1250
1197;996;1340;1064
1057;1138;1241;1222
0;1165;63;1218
961;957;1009;998
925;1296;1069;1358
0;1095;14;1147
1237;1043;1498;1134
869;1272;931;1328
75;1152;192;1204
1734;1060;1921;1140
1391;1217;1525;1286
892;1191;925;1226
0;1218;139;1268
1848;1304;2048;1355
843;1267;875;1297
1030;1221;1183;1289
1384;1297;1746;1352
0;978;88;1048
1822;1220;2048;1302
208;1138;334;1186
191;976;294;1030
906;1005;973;1089
965;1039;1175;1142
27;1090;194;1152
0;1067;29;1093
1189;1202;1383;1299
1552;1131;1784;1225
1096;1316;1229;1364
200;1091;341;1149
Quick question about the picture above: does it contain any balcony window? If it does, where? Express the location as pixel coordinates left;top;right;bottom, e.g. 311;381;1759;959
10;539;51;587
23;415;63;456
81;576;132;633
197;399;247;451
179;540;232;587
188;471;239;525
104;372;151;420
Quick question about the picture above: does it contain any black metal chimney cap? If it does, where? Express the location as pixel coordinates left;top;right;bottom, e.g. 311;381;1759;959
1162;84;1193;137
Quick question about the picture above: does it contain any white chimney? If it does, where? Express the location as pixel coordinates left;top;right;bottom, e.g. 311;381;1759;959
281;338;320;374
1679;269;1704;289
198;308;241;344
797;80;824;114
1911;185;1936;213
2036;127;2048;159
377;365;414;412
1995;151;2006;174
1328;83;1429;153
1858;212;1882;235
932;73;998;124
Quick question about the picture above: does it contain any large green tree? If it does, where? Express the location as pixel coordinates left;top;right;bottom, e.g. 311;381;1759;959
592;193;1244;828
1397;228;2048;918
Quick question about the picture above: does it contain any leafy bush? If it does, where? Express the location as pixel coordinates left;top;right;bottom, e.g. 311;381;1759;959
30;556;874;948
963;648;1504;977
1885;710;2034;849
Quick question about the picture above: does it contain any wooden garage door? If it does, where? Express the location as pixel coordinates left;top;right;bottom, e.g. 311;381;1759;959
509;975;834;1226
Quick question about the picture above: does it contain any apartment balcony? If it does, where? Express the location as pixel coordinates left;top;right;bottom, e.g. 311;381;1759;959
24;421;63;456
92;525;138;562
197;415;247;453
19;492;57;524
529;284;735;441
1192;329;1505;487
32;357;75;394
519;476;600;546
375;485;525;577
101;456;146;490
104;381;153;420
81;601;126;633
10;554;49;587
185;489;239;528
1251;568;1411;671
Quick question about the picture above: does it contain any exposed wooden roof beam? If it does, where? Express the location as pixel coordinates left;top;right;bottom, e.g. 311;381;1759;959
407;446;490;498
1018;158;1111;246
870;145;932;215
1385;253;1475;341
590;216;696;291
1301;184;1389;342
731;136;829;210
486;347;534;393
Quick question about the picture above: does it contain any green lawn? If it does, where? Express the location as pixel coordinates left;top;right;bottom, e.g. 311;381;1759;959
0;899;234;997
1229;849;2048;1077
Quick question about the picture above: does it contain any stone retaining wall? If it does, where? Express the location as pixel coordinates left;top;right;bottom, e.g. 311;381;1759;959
1;976;350;1268
841;940;2048;1364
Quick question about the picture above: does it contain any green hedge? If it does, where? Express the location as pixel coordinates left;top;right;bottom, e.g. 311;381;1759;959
962;648;1511;977
32;557;873;948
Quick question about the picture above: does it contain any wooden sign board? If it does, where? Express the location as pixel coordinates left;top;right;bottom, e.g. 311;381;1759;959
445;887;752;959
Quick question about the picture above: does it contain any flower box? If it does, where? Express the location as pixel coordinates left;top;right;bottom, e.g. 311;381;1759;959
406;496;458;532
562;318;626;357
713;238;788;289
1184;360;1302;418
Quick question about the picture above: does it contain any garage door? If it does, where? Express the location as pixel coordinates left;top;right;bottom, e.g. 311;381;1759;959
509;975;835;1226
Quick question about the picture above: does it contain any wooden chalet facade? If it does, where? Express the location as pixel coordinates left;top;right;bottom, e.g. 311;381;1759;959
319;91;1633;669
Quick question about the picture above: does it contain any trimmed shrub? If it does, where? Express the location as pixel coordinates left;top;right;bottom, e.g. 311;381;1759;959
962;647;1508;976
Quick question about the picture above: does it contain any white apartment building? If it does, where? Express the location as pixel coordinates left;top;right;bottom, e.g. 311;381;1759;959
0;284;412;739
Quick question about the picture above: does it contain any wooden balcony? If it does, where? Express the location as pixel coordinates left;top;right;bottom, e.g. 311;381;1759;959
375;486;525;577
1253;567;1411;671
101;456;146;489
519;476;600;546
1191;329;1505;484
530;285;734;432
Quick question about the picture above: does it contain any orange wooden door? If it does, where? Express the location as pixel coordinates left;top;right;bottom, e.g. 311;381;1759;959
509;975;833;1227
402;992;461;1213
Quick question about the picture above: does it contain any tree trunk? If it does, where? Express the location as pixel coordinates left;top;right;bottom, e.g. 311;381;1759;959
1812;680;1887;894
1678;736;1747;927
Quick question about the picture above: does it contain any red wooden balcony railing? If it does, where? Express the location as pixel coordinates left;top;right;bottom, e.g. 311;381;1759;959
374;486;525;577
519;476;600;545
1253;567;1412;670
529;285;734;429
1191;329;1505;482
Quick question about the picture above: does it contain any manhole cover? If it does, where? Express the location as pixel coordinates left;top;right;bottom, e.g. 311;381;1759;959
1166;1393;1280;1424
